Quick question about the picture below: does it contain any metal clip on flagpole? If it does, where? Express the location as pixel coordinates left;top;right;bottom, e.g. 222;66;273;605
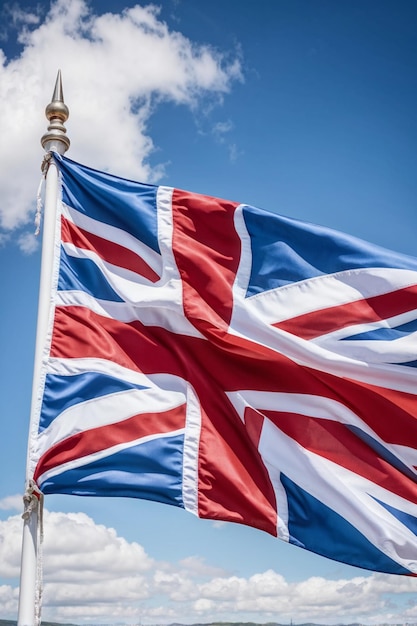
18;70;70;626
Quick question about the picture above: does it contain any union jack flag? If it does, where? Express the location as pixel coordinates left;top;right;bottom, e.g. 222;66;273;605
30;153;417;575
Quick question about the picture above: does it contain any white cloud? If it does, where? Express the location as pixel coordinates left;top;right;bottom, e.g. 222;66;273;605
211;119;242;162
194;571;414;623
0;1;41;37
0;0;242;248
17;231;40;254
43;510;153;578
211;519;227;528
0;514;24;579
0;494;23;511
0;508;154;621
1;505;416;624
178;555;227;578
213;119;234;138
0;585;18;619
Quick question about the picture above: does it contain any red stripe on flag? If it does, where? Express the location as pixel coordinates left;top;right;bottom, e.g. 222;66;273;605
61;216;160;282
197;398;278;536
275;284;417;339
244;407;265;449
172;189;241;330
34;404;186;482
51;306;417;450
261;409;417;504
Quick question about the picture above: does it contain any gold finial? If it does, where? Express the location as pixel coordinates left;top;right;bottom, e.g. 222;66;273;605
41;70;70;154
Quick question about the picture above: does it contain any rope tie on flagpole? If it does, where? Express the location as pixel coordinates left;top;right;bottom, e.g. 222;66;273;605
22;480;44;626
35;152;53;236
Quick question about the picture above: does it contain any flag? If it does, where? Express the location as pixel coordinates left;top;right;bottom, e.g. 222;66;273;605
30;152;417;575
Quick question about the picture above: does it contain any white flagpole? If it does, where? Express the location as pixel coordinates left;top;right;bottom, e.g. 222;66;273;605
17;70;70;626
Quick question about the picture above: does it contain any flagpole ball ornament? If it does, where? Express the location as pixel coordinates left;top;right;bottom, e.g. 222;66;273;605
41;69;70;154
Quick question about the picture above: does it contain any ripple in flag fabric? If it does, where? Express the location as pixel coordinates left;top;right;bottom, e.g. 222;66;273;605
30;152;417;575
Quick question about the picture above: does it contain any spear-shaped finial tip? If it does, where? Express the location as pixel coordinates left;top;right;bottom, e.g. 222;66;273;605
51;68;65;103
41;70;70;154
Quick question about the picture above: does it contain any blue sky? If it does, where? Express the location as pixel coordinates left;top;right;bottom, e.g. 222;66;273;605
0;0;416;623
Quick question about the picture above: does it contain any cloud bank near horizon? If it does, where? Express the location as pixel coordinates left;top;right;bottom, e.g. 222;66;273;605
1;498;416;625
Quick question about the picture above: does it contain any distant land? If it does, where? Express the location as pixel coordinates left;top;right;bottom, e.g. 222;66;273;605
2;621;414;626
0;621;77;626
